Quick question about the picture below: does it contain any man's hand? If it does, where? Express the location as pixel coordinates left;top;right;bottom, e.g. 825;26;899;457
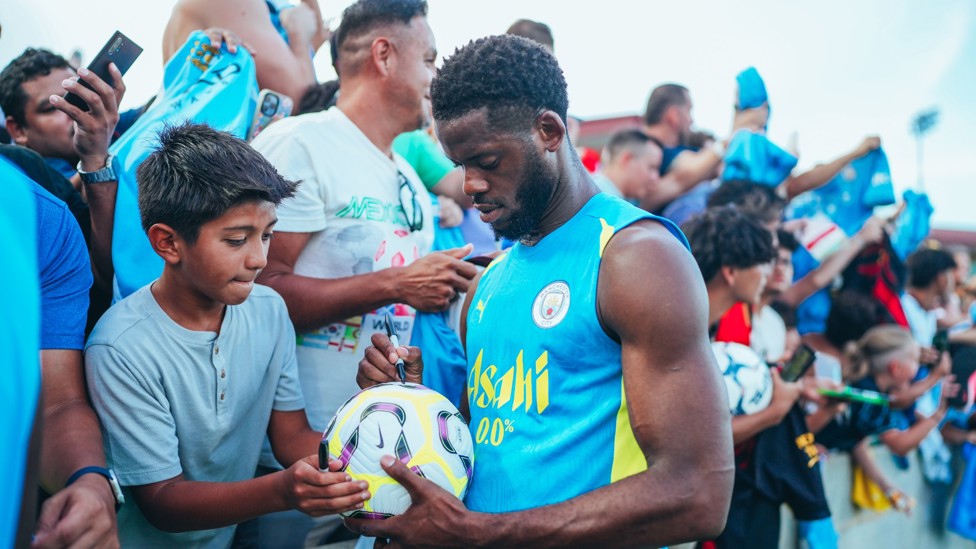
358;333;424;389
938;375;961;415
732;103;769;133
919;346;940;368
278;455;371;517
32;475;119;549
50;64;125;172
854;135;881;158
397;245;477;312
344;455;473;548
202;27;254;55
934;349;952;377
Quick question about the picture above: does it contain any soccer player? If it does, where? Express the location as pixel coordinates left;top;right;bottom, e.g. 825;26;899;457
354;35;733;547
84;122;367;546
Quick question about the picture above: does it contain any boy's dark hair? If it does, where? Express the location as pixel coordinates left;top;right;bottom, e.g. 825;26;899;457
604;129;661;162
824;291;890;349
906;248;956;289
643;83;689;126
296;80;340;115
0;48;71;126
682;206;776;283
777;229;799;252
770;300;797;329
431;34;568;135
505;19;554;50
708;180;786;225
334;0;428;75
137;122;298;243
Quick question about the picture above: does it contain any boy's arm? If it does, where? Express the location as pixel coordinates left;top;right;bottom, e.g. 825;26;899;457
887;352;950;410
267;409;323;467
730;370;801;445
130;459;366;532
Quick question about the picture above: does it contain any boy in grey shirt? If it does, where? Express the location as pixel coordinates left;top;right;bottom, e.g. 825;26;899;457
85;122;371;547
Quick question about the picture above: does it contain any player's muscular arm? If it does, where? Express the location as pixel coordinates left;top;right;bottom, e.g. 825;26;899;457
257;232;476;332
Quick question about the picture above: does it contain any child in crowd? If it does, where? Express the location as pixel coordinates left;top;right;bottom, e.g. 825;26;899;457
85;122;369;547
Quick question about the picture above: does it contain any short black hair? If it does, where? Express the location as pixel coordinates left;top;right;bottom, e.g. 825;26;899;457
137;122;298;243
0;48;71;126
296;80;339;115
432;34;568;135
825;291;890;349
708;180;786;225
643;83;689;126
603;129;661;163
906;248;957;289
682;206;776;284
505;19;554;50
777;229;799;252
770;300;797;328
334;0;428;75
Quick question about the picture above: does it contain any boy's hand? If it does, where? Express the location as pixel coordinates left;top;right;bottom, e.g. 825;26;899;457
357;333;423;389
279;455;370;517
768;369;802;418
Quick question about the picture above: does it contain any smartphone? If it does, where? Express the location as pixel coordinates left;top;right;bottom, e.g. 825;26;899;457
464;255;495;268
247;89;292;142
933;330;950;354
64;31;143;111
818;386;890;406
780;344;817;382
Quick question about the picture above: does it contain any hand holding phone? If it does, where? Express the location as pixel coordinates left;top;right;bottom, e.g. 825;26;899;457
780;344;816;382
64;31;142;112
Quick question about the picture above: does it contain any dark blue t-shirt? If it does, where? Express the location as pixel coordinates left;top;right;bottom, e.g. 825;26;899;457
816;376;908;452
661;145;697;175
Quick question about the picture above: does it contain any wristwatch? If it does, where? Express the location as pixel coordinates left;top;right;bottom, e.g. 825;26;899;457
66;466;125;511
76;154;117;184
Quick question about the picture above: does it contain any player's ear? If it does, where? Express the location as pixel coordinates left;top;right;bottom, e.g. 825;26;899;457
535;110;565;153
719;265;736;286
148;223;183;265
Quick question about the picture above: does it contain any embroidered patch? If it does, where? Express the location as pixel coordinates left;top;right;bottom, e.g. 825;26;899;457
532;281;570;329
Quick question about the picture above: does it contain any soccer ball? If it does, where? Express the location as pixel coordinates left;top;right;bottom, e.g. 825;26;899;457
322;382;474;518
711;341;773;416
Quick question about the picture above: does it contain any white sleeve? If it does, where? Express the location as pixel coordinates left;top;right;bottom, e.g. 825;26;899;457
253;133;328;233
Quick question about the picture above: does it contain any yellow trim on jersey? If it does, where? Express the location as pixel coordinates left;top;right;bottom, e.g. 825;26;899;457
482;252;507;276
610;378;647;483
598;218;615;258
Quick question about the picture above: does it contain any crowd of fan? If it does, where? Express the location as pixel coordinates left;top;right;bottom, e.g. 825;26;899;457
2;0;974;548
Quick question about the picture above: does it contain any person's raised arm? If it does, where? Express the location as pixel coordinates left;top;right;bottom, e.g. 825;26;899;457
881;376;959;456
780;216;886;307
781;136;880;201
257;233;476;332
163;0;320;104
348;221;734;548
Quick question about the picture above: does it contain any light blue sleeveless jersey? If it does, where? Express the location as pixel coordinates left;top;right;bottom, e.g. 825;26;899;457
463;192;688;513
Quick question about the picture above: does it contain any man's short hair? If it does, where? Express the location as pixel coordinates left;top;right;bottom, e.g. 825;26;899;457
603;129;662;163
824;291;890;349
432;34;568;134
0;48;71;126
682;206;776;284
777;229;799;252
642;83;689;126
906;248;957;289
707;180;786;225
137;122;298;243
505;19;554;50
333;0;428;76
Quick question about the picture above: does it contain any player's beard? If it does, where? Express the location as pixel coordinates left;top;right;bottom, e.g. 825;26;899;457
491;147;558;243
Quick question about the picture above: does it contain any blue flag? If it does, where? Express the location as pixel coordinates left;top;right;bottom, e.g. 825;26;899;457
736;66;768;110
890;189;933;261
110;31;258;299
788;148;895;236
949;442;976;540
722;130;797;186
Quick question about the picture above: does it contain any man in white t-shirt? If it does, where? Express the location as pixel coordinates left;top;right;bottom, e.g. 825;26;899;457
253;0;477;433
592;129;663;205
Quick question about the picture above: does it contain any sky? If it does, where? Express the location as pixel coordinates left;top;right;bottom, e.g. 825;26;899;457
2;0;973;229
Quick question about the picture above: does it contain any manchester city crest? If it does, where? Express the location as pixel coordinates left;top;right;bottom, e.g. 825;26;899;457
532;281;570;329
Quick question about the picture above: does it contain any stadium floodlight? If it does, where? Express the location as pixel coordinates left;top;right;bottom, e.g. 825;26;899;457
910;108;939;190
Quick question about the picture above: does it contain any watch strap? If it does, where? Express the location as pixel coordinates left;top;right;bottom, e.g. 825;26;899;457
76;154;117;184
66;466;124;511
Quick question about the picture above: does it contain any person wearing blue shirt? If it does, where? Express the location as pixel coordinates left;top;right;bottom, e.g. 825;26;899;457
351;34;733;548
